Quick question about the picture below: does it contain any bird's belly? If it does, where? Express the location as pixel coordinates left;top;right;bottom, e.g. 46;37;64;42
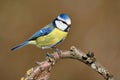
36;28;68;48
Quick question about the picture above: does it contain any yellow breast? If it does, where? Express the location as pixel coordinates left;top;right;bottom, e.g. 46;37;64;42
36;28;68;48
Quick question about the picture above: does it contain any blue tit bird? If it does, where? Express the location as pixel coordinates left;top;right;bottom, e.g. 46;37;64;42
11;13;71;54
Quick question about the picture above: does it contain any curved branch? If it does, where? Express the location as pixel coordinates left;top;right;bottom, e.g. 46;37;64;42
21;46;115;80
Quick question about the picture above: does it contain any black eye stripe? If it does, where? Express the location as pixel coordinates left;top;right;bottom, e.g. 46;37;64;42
61;21;67;25
56;18;68;26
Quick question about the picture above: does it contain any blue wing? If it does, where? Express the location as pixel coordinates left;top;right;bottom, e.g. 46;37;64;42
11;23;55;51
28;23;55;41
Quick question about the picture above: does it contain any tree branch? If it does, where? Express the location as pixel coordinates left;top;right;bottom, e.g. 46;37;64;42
20;46;115;80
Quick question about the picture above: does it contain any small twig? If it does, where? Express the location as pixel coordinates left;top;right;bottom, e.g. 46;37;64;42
20;46;115;80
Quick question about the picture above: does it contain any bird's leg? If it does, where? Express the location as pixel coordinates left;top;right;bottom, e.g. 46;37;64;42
52;47;61;56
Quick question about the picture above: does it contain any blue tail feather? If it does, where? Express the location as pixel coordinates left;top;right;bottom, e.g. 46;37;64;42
11;41;29;51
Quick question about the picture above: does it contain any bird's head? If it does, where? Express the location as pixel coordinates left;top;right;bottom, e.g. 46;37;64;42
53;13;71;32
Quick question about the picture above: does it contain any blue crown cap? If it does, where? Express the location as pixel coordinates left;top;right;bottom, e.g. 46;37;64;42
59;13;70;20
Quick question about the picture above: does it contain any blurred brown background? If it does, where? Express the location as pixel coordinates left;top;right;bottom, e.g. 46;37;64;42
0;0;120;80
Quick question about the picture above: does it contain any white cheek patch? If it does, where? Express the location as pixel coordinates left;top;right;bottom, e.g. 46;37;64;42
55;20;68;31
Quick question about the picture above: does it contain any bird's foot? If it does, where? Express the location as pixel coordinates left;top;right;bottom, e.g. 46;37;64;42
46;52;55;65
